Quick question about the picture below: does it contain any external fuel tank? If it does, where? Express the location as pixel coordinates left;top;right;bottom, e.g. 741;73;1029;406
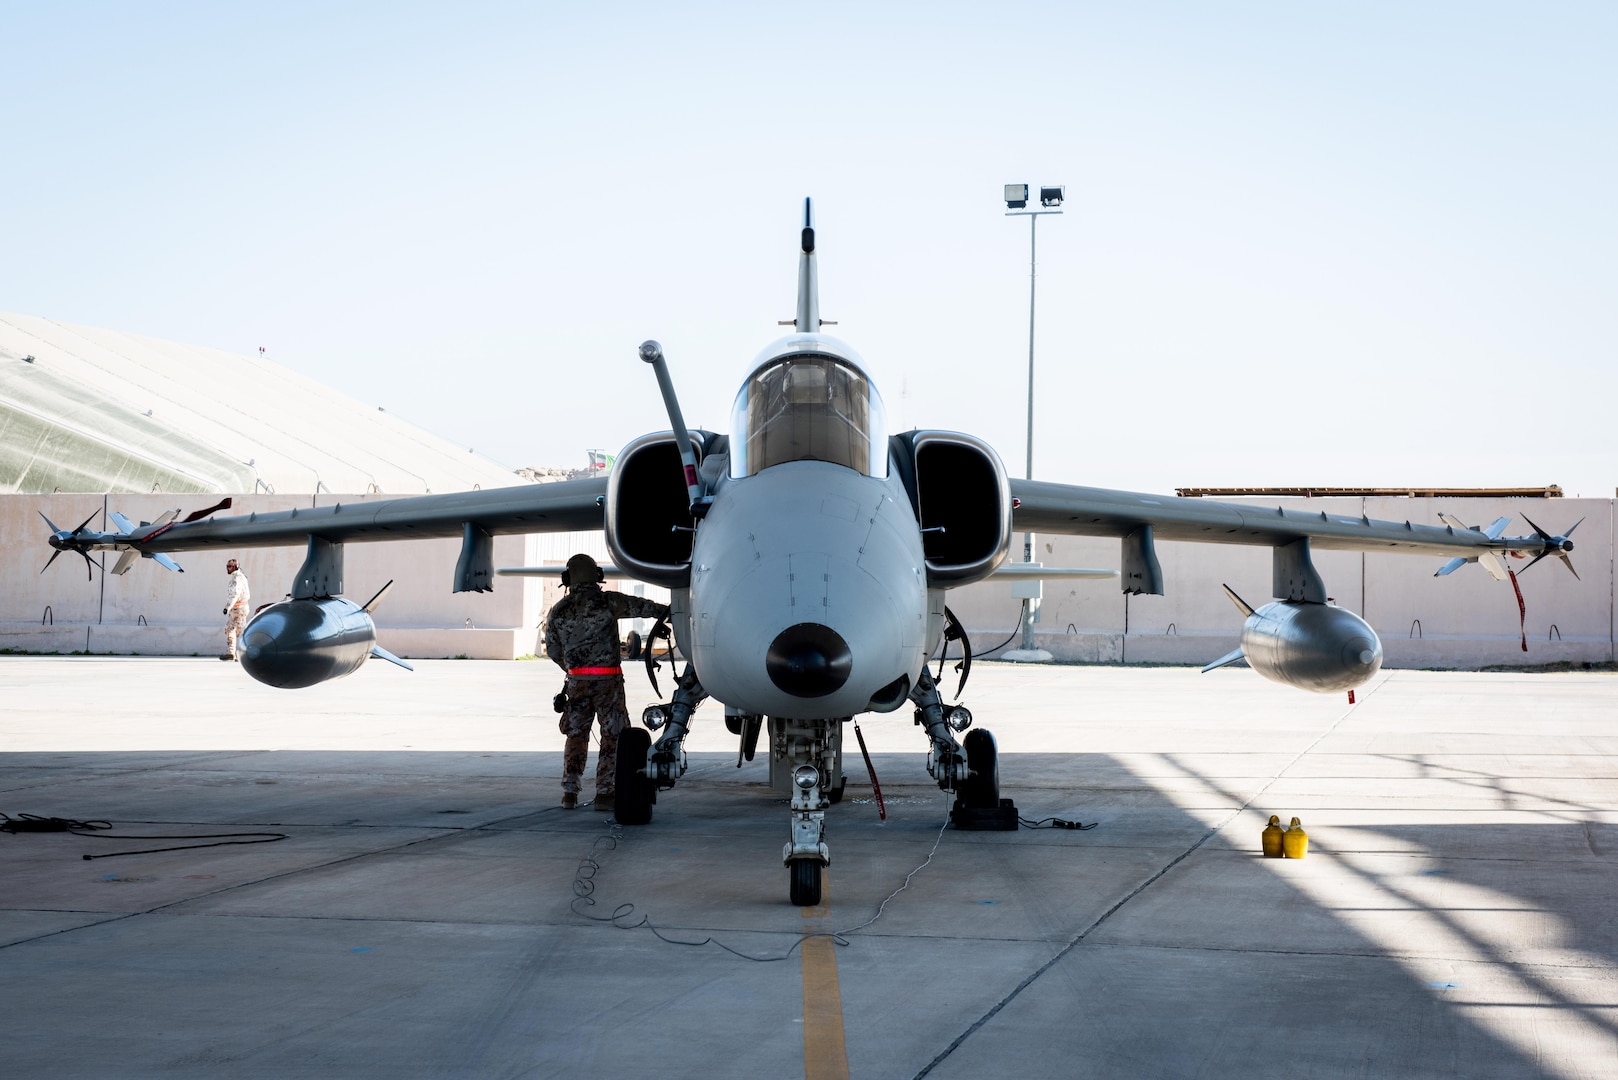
239;598;381;689
1239;600;1384;693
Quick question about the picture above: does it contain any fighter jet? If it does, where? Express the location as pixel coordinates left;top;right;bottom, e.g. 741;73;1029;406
42;200;1581;905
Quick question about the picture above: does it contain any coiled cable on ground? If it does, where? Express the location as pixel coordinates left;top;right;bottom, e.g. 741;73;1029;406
1;811;287;859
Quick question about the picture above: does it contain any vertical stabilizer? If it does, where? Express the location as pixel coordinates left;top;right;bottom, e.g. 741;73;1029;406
795;197;819;333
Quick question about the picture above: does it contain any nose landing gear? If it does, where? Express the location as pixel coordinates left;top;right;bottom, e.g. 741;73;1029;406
776;716;838;907
790;857;823;908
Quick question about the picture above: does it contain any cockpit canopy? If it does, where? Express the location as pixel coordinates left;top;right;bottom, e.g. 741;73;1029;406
729;349;888;479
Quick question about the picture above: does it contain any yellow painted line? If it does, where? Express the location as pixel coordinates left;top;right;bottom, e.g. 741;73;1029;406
801;873;850;1080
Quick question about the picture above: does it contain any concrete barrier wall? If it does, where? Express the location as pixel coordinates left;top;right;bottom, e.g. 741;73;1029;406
952;496;1615;669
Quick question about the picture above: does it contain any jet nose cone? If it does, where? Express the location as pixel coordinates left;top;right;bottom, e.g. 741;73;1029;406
766;622;853;698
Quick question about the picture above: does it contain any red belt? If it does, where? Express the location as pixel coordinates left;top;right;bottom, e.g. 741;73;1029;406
568;666;622;676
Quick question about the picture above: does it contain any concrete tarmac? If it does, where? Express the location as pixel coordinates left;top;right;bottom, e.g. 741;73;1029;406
2;656;1616;1079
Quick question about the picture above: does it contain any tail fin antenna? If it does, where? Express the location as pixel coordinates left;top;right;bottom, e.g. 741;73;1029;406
795;197;819;333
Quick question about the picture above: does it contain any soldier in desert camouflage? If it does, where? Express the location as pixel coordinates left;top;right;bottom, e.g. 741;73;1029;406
544;553;670;812
221;558;250;661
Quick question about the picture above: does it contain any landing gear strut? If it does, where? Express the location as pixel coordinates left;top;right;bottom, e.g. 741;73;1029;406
910;667;972;791
911;668;1016;829
772;716;840;907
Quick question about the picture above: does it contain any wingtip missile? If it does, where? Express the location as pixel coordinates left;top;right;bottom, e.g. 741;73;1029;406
1515;513;1579;578
39;509;103;580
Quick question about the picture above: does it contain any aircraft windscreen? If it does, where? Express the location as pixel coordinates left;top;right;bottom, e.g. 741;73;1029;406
729;355;887;478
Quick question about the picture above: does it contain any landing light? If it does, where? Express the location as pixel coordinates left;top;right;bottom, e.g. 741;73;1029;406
792;764;819;791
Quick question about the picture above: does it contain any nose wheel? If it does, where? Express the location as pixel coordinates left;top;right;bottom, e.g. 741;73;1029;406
789;859;822;907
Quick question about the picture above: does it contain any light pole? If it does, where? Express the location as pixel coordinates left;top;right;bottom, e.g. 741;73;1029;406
1004;183;1064;655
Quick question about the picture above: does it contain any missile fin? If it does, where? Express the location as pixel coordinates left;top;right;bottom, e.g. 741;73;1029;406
369;644;414;671
1220;583;1256;618
361;579;395;613
1202;646;1247;674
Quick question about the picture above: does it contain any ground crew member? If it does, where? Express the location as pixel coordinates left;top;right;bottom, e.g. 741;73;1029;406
544;553;670;812
222;558;250;661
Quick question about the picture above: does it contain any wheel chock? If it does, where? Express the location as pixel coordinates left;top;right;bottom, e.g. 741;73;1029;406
950;797;1018;831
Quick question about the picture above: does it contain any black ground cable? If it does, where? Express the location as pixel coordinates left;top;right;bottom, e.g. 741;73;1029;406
1017;815;1097;831
974;621;1027;659
931;605;1025;666
76;830;289;860
3;812;288;858
2;813;110;834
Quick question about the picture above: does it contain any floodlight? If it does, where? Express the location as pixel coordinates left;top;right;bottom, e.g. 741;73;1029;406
1040;186;1065;207
1004;183;1029;209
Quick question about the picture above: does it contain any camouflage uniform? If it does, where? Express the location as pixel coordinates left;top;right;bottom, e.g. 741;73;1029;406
224;568;251;659
545;580;670;796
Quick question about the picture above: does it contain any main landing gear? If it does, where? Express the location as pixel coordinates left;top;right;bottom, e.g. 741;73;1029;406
614;664;706;826
911;668;1015;829
616;665;1009;907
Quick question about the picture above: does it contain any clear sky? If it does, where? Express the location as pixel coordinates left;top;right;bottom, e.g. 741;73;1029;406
4;3;1613;496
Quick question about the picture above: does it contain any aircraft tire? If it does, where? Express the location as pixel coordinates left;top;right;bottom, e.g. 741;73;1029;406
827;774;847;804
615;727;654;825
957;728;1000;809
789;859;822;907
624;630;642;660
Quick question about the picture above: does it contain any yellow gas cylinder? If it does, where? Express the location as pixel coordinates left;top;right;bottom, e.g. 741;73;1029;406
1283;817;1309;859
1261;815;1284;858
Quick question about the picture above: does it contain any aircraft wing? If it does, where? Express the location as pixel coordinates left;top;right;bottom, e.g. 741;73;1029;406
988;563;1115;580
76;478;608;555
496;564;622;577
1010;478;1518;559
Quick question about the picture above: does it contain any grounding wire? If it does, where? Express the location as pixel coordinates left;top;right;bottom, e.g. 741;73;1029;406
570;802;957;962
2;812;288;858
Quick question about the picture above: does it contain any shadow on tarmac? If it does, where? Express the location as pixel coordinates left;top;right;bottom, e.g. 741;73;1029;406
2;746;1606;1077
